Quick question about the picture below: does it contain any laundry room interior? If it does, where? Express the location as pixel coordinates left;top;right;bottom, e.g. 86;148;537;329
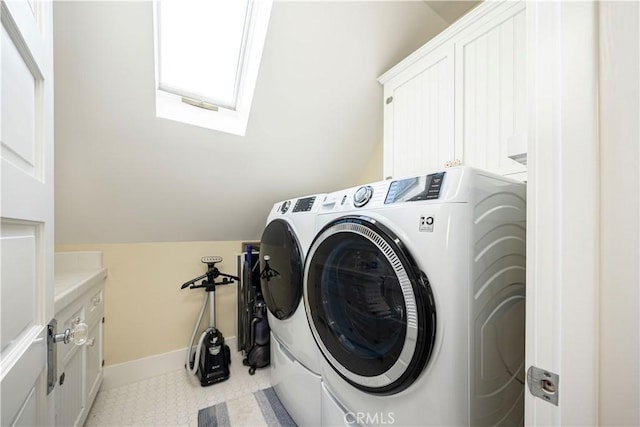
1;0;638;426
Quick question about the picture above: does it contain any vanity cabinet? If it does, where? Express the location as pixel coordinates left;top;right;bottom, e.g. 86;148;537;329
54;252;107;427
379;0;527;180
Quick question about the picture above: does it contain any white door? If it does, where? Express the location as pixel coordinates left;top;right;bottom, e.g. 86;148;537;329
525;1;600;425
525;1;637;426
527;1;640;425
1;0;55;425
597;2;639;425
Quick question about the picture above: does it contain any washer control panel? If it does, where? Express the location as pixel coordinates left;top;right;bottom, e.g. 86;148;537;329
384;172;446;204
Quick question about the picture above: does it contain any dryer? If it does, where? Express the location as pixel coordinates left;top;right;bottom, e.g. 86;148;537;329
259;194;324;426
304;167;526;426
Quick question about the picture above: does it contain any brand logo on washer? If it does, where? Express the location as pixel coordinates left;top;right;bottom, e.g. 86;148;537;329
419;215;435;232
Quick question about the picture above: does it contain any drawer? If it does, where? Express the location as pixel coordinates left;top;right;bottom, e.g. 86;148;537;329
321;382;354;427
271;335;321;426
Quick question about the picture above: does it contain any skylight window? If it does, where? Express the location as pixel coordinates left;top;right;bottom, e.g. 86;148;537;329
153;0;273;135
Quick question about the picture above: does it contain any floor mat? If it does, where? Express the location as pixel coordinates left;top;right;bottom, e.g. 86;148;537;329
198;387;297;427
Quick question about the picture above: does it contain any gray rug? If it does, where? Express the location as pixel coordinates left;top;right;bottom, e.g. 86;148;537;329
198;387;297;427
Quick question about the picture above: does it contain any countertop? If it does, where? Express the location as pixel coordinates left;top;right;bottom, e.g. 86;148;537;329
55;251;108;312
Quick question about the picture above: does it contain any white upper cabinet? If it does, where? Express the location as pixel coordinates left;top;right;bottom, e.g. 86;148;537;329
382;43;455;178
379;0;527;180
455;1;526;177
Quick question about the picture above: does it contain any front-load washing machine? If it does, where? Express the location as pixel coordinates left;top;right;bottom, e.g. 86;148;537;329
259;194;325;426
304;167;526;426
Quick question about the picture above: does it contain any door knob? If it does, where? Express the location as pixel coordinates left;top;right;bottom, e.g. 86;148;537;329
53;322;89;346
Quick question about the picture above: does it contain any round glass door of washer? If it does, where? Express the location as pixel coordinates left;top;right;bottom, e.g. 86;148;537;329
305;216;437;395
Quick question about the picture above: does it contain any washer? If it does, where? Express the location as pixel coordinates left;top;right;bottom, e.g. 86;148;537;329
304;167;526;426
259;194;324;426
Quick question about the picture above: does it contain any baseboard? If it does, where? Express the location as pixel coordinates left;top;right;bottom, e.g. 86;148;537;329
103;336;237;390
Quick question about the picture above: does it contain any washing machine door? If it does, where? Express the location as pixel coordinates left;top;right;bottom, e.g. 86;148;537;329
305;216;437;395
260;219;303;320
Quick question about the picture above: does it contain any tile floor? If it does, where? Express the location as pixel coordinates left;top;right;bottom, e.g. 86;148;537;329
85;350;271;426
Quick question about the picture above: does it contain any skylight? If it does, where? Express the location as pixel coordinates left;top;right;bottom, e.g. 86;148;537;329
153;0;273;135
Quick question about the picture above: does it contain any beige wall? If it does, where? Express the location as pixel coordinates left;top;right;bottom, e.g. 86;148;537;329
54;147;383;368
56;241;244;366
355;141;384;186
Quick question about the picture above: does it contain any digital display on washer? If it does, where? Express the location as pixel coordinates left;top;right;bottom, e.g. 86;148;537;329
292;196;316;212
384;172;446;204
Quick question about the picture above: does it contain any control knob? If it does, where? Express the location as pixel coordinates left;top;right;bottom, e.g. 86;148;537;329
279;200;291;214
353;186;373;207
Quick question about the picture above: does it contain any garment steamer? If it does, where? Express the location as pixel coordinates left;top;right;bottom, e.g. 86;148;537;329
181;256;238;386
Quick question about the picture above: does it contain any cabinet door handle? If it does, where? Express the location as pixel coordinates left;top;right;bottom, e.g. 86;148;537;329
92;296;102;305
85;338;96;347
386;96;394;104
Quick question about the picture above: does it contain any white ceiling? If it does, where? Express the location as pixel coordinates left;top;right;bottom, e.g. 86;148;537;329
53;1;469;244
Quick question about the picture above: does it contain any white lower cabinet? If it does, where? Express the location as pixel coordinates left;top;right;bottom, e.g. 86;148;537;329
56;349;84;427
379;0;527;180
54;279;105;427
86;320;103;402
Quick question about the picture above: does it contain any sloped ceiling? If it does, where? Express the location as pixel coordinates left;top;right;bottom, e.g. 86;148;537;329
426;1;480;24
54;1;458;244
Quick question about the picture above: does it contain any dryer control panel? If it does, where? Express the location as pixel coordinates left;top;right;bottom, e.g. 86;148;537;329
293;196;316;212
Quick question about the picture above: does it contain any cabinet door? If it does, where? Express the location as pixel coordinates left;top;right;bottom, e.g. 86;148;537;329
383;44;455;179
55;349;84;427
86;320;103;404
454;1;527;176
